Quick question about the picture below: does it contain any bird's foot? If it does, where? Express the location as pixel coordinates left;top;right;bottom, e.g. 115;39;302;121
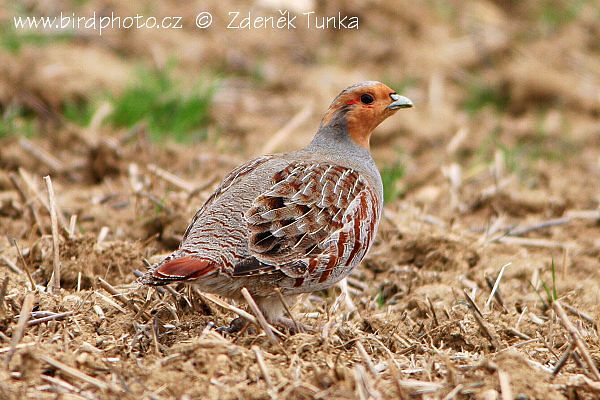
215;316;313;336
272;317;314;335
215;317;248;334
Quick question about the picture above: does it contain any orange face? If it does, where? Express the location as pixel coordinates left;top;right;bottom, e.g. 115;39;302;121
322;81;413;148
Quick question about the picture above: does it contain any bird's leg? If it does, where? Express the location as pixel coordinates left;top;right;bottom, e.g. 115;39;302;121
273;316;315;334
215;317;248;334
255;294;313;334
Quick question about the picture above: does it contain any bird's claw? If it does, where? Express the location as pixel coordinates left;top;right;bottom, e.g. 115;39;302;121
215;317;247;334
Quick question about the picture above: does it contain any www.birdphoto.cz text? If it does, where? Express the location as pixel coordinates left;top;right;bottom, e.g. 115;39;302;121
12;10;359;36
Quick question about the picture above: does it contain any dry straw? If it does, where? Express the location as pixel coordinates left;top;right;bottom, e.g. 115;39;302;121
44;175;61;293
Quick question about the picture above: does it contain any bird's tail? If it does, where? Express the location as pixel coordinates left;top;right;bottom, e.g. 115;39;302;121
138;254;217;286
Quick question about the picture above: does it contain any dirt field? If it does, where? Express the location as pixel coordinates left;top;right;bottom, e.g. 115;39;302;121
1;1;600;399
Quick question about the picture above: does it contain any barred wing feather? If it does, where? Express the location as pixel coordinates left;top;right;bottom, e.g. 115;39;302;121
234;162;379;286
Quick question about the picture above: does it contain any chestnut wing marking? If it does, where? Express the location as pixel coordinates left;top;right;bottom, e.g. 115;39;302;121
233;161;378;281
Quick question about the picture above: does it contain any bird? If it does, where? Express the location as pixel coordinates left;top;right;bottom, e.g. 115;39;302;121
138;81;413;333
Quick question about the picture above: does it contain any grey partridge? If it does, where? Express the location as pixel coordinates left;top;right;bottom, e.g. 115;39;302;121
139;81;413;331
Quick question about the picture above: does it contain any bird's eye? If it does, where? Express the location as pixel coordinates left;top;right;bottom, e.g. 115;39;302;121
360;93;374;104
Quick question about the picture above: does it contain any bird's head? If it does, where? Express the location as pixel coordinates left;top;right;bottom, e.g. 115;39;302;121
319;81;413;149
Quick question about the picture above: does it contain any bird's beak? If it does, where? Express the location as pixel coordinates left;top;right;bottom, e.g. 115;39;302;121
387;93;413;110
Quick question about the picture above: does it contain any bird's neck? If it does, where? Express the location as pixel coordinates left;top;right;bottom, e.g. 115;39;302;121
306;114;373;163
316;107;375;149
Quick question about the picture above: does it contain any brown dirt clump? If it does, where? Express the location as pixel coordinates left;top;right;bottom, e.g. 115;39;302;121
28;234;146;288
